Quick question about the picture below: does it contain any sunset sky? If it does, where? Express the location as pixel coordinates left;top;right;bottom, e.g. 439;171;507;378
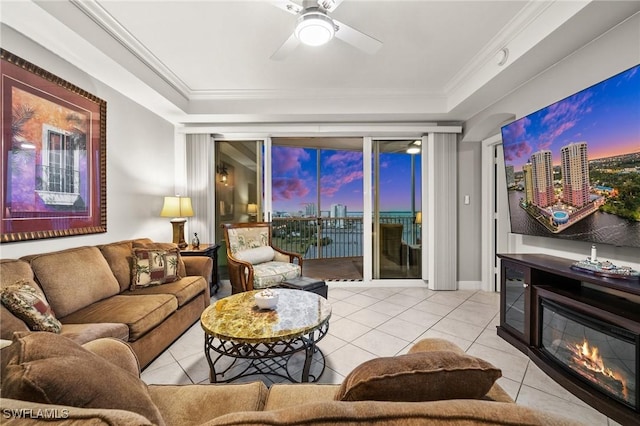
272;146;422;213
502;64;639;172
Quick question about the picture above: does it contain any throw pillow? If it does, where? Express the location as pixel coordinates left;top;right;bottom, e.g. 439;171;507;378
336;350;502;402
0;281;62;333
1;332;165;426
131;248;181;289
234;246;275;264
133;240;186;277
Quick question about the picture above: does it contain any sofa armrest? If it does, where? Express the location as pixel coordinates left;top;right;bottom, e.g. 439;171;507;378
82;338;140;377
183;256;213;282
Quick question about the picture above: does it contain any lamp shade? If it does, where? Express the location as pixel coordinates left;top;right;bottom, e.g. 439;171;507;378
415;211;422;224
247;203;258;214
160;196;194;218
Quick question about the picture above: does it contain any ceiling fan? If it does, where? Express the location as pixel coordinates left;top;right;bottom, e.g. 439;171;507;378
270;0;383;60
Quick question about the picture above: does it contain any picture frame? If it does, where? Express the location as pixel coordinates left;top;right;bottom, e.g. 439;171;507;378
1;49;107;243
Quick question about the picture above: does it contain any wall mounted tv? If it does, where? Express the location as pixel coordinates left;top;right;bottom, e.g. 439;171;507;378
500;64;640;249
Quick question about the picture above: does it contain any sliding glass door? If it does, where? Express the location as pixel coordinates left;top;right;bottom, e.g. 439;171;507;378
372;139;422;279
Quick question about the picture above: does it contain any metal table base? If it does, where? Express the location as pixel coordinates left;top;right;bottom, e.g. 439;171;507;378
204;321;329;383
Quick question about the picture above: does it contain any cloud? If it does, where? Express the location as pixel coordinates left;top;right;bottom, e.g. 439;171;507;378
271;146;310;175
504;140;532;162
320;151;363;198
272;177;310;201
538;91;591;149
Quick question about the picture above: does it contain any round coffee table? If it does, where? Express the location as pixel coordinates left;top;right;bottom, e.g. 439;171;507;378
201;289;331;383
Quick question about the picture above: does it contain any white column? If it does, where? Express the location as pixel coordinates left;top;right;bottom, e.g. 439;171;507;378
186;134;215;245
427;133;458;290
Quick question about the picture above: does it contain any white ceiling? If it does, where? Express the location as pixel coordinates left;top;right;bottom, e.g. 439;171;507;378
2;1;639;127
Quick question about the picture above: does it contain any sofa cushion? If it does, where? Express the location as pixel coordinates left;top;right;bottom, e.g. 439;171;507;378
265;384;339;410
208;400;583;425
60;322;130;345
133;240;186;277
0;332;165;425
336;351;502;402
0;281;62;333
131;248;181;289
59;294;177;341
24;246;121;318
252;262;301;289
235;246;275;264
0;397;155;425
149;382;268;425
127;276;206;307
99;240;135;292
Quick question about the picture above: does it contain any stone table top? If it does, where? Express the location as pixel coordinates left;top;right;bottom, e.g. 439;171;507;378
201;289;332;343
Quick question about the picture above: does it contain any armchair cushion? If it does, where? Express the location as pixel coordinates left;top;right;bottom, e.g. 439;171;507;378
234;246;275;264
336;350;501;402
253;262;301;289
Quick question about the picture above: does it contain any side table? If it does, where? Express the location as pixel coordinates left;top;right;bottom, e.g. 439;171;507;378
180;243;220;294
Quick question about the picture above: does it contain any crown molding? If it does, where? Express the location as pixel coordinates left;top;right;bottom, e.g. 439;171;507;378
444;0;555;95
70;0;192;98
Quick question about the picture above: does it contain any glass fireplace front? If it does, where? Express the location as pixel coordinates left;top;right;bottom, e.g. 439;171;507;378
540;299;637;410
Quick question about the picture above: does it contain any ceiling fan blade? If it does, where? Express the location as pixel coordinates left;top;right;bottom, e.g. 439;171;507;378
271;32;300;60
333;19;382;55
270;0;303;15
317;0;344;12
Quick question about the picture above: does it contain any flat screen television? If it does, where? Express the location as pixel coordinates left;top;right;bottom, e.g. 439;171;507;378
500;64;640;249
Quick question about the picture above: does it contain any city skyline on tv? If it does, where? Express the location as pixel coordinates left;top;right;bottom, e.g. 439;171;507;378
503;65;639;173
501;64;640;248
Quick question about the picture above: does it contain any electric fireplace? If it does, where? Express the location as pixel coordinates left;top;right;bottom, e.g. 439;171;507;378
498;254;640;425
540;298;637;410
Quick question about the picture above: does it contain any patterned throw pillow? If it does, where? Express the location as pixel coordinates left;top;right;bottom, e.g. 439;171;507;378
131;248;181;289
0;281;62;333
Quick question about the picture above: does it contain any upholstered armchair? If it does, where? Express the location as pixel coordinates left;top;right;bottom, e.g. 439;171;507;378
221;222;303;294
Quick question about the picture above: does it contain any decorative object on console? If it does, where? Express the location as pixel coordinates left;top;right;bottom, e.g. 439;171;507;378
191;232;200;248
570;243;639;280
160;196;193;249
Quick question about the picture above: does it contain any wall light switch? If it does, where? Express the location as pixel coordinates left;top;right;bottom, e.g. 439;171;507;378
464;195;470;205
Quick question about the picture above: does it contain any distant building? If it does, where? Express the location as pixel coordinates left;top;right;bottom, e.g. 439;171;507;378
304;203;317;217
522;163;534;204
506;165;515;188
330;204;347;228
561;142;589;208
530;150;555;207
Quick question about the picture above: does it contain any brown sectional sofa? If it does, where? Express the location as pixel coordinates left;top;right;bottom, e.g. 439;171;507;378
0;238;212;368
0;333;583;425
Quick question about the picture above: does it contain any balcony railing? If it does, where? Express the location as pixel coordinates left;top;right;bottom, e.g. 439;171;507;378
271;216;420;260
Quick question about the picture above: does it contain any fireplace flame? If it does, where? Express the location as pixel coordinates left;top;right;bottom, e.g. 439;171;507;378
572;340;627;400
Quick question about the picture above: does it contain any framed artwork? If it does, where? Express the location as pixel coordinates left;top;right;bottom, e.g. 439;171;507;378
1;49;107;243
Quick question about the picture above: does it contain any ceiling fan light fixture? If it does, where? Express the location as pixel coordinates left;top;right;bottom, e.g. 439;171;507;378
295;11;335;46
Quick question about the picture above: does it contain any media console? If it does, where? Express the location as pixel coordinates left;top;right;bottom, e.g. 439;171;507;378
497;253;640;425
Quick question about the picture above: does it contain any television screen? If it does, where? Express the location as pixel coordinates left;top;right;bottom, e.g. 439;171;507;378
500;64;640;249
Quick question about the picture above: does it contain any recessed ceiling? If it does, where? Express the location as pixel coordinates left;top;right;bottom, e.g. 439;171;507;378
2;1;638;126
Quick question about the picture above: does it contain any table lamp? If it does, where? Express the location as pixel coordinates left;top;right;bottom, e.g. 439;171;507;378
247;203;258;221
160;196;193;248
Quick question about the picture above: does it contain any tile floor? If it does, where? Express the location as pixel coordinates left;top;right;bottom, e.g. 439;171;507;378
141;282;621;426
